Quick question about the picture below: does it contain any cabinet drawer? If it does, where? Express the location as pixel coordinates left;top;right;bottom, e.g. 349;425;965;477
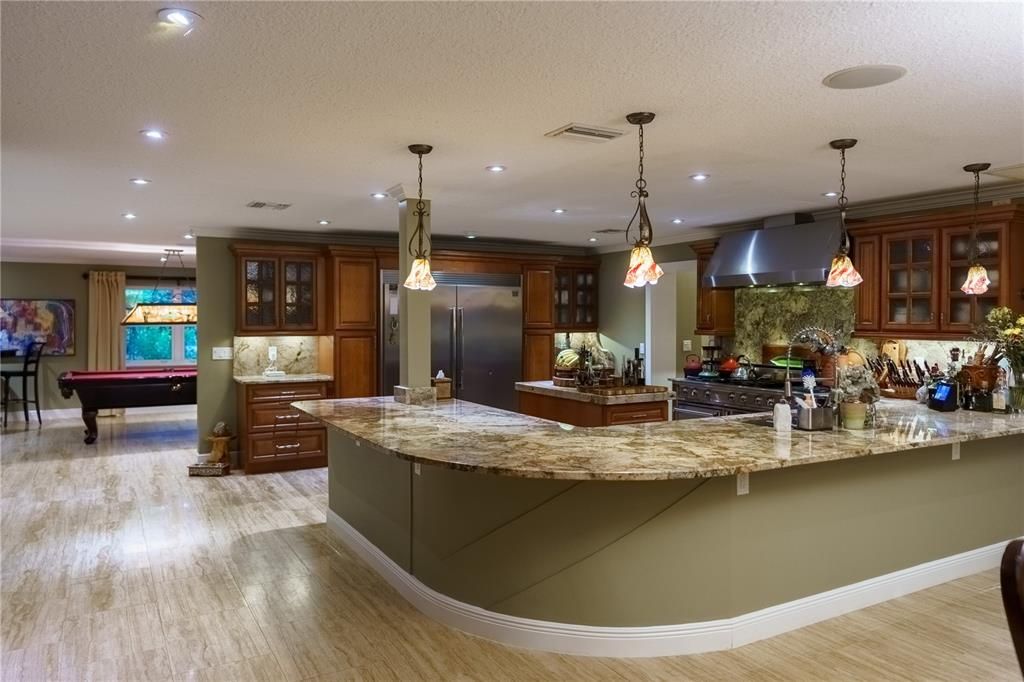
248;430;325;462
246;382;327;403
605;403;667;425
247;402;320;432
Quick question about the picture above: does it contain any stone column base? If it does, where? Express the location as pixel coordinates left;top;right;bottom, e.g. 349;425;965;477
394;385;437;405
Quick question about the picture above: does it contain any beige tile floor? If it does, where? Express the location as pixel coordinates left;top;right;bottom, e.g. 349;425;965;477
1;409;1019;681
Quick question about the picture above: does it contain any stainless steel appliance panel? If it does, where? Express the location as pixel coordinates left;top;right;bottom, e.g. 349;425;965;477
451;285;522;411
429;286;459;388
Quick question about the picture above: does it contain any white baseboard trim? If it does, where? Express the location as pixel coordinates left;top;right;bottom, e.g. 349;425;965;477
326;508;1012;658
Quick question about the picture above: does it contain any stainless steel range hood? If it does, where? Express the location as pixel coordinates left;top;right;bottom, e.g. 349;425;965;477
703;213;841;288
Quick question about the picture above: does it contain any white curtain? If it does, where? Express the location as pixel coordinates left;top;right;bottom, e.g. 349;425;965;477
88;271;126;416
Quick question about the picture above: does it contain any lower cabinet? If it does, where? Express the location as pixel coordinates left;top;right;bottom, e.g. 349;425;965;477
517;391;668;426
522;332;554;382
237;380;329;474
335;331;377;398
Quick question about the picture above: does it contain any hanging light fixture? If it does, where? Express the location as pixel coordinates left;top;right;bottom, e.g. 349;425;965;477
403;144;437;291
960;162;992;295
121;249;198;325
622;112;664;288
825;138;864;288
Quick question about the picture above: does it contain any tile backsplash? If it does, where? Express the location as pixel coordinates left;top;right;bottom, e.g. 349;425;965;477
233;336;321;376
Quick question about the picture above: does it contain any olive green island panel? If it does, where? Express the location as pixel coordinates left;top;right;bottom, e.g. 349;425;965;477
306;397;1024;629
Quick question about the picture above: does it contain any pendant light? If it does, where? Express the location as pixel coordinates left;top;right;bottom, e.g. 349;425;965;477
960;162;992;295
403;144;437;291
825;138;864;288
121;249;198;325
622;112;664;288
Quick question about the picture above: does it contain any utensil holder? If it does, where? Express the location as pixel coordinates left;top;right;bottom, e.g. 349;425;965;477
796;406;834;431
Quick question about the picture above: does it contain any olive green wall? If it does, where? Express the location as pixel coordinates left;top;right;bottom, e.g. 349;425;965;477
328;429;1023;627
195;236;236;452
0;260;185;410
598;242;696;363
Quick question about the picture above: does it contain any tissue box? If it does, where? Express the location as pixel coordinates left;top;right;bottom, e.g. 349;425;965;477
431;377;452;400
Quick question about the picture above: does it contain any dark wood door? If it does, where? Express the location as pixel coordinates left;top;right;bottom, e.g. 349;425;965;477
695;253;714;332
853;234;881;332
335;331;377;397
334;257;377;330
523;267;555;328
522;332;553;381
241;257;279;331
281;257;318;330
881;229;939;332
940;223;1008;333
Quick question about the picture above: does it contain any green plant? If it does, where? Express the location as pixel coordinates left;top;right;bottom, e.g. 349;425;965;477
976;306;1024;383
837;365;880;404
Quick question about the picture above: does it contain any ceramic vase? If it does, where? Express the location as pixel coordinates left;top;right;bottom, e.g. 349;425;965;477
840;401;867;430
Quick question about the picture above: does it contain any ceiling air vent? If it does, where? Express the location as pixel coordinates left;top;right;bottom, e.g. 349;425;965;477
246;200;292;210
545;123;624;142
593;228;627;234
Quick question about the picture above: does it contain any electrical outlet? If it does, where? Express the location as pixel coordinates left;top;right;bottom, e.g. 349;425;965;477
211;347;233;360
736;472;749;495
414;463;421;476
683;340;692;351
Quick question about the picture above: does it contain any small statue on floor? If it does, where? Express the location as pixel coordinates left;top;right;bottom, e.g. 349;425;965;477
206;421;234;464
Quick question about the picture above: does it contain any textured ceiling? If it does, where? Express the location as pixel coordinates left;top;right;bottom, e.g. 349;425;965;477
2;1;1022;264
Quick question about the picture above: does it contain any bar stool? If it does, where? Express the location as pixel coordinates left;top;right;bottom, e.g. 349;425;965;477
1002;538;1024;675
2;340;46;427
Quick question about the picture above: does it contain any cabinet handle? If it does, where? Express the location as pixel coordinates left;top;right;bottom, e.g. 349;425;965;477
275;442;301;450
274;414;300;420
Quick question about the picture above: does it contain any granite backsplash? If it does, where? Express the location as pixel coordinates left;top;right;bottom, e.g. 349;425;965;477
233;336;321;376
730;286;971;368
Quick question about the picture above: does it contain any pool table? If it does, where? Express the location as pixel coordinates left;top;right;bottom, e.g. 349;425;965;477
58;367;197;444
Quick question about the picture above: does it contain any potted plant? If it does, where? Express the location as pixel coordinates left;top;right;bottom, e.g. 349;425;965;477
836;365;880;429
976;307;1024;410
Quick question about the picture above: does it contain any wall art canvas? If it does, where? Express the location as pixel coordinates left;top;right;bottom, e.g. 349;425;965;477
0;299;76;356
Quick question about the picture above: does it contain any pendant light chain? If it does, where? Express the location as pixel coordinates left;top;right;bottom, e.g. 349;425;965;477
635;123;647;195
969;167;980;262
409;150;430;259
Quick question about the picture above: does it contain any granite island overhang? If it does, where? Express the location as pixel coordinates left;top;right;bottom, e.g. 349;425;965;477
292;396;1024;657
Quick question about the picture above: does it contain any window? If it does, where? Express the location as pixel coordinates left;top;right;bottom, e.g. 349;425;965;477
124;286;197;366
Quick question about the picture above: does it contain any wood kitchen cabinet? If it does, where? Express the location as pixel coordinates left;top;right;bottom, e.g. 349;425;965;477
691;240;735;336
522;332;554;381
331;254;377;330
553;267;599;330
849;203;1024;339
232;245;326;335
334;331;377;398
523;266;555;328
236;380;329;474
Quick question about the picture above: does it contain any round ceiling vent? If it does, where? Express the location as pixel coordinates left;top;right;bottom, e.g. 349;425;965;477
823;65;907;90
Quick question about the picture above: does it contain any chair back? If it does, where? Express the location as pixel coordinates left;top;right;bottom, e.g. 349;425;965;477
1001;538;1024;675
21;340;45;374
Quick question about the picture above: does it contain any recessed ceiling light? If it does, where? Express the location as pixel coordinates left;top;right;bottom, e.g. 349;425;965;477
588;237;598;242
371;192;388;199
822;191;839;198
552;208;566;214
157;8;201;27
690;173;709;182
183;229;195;240
823;65;907;90
129;178;151;185
317;219;331;225
671;218;684;224
140;129;167;140
122;213;137;220
486;165;506;173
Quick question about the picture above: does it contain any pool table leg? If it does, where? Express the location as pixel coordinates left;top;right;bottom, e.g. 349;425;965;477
82;409;98;444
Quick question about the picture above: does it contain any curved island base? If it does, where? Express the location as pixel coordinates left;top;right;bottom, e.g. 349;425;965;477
294;397;1024;657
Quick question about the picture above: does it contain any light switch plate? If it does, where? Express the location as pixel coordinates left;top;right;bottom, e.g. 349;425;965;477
212;347;233;360
736;472;749;495
683;340;692;351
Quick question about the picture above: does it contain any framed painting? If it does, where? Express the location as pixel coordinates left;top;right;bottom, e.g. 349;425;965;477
0;299;76;356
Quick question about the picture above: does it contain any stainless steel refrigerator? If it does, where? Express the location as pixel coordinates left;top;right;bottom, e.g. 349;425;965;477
380;271;523;411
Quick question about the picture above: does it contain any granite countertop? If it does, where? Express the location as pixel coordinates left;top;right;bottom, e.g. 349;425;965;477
292;397;1024;481
515;380;673;405
234;373;333;384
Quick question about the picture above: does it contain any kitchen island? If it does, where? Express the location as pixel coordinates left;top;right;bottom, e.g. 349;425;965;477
515;380;671;427
293;397;1024;656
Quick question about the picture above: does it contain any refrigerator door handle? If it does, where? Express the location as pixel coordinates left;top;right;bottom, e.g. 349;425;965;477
449;306;458;395
456;307;465;391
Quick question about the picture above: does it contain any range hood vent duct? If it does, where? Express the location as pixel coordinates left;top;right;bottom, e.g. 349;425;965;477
703;214;841;288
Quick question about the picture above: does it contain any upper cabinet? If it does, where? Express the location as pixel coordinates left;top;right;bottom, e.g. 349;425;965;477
331;254;377;330
691;240;735;336
553;267;599;330
232;245;326;335
849;203;1024;339
523;266;555;328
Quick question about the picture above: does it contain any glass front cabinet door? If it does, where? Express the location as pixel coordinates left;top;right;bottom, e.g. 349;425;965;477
940;223;1008;333
242;257;278;330
882;229;939;331
281;257;318;330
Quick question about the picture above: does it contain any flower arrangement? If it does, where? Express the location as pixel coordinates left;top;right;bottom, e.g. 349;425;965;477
836;364;880;404
976;306;1024;384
